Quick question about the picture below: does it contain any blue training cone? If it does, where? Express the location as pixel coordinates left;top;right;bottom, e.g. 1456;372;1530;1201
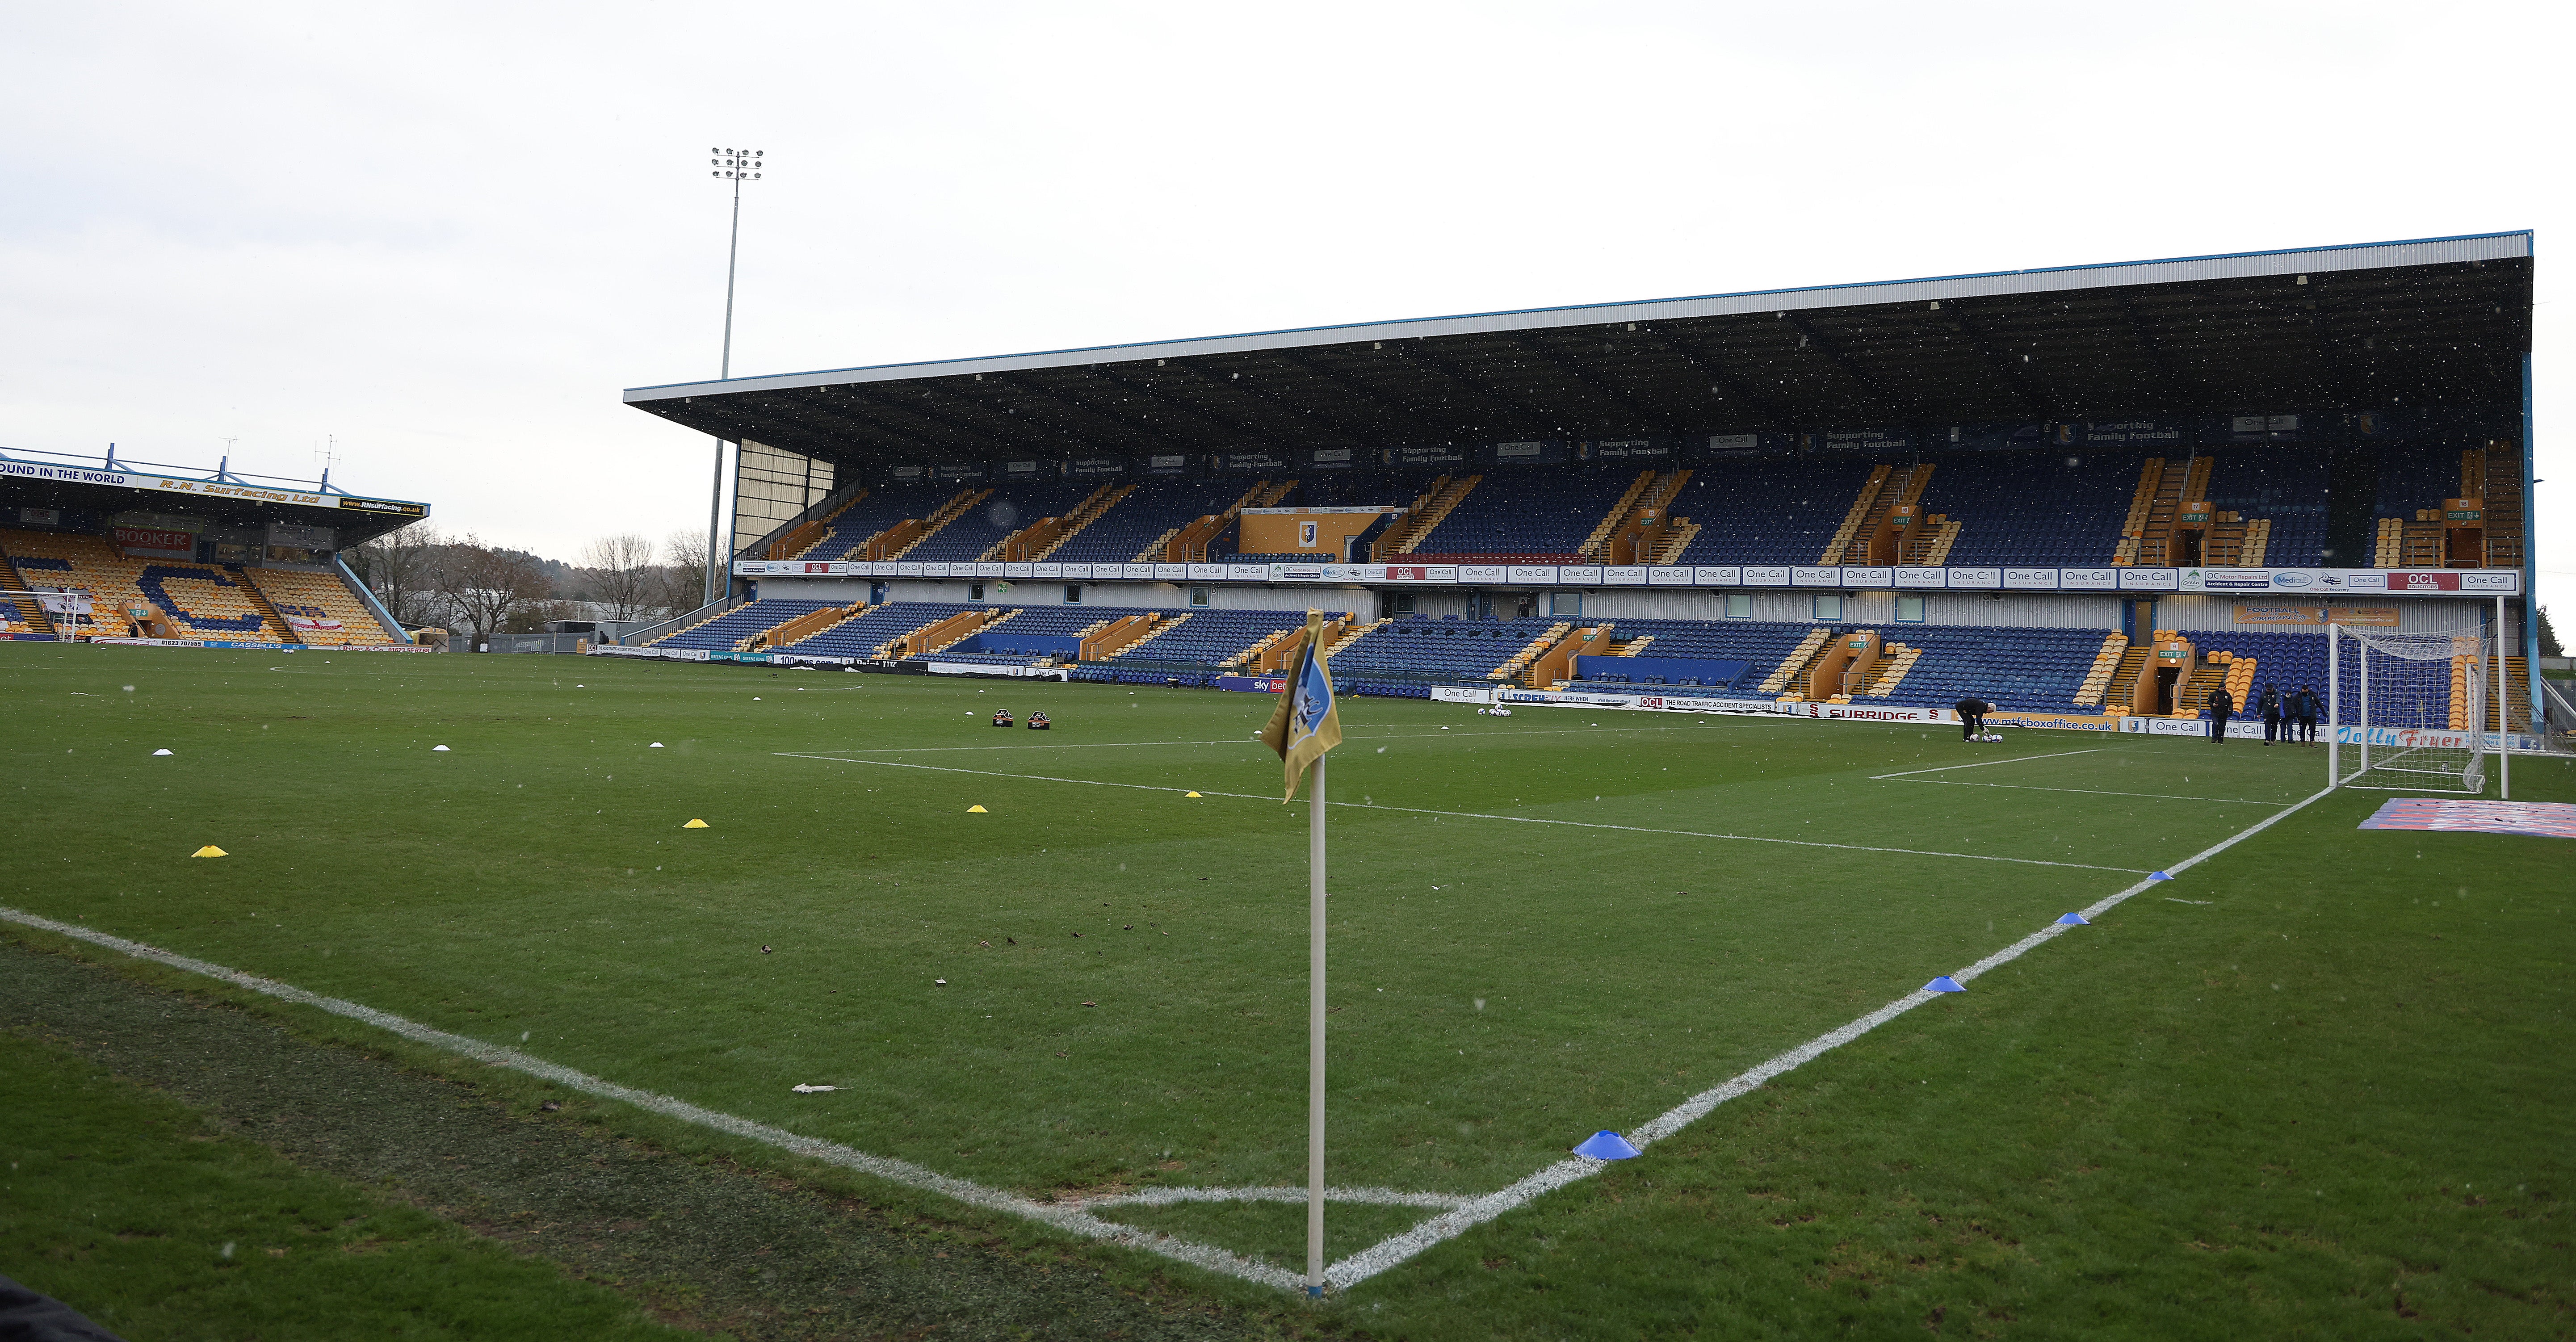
1572;1130;1641;1160
2148;871;2174;882
2056;912;2090;926
1924;976;1967;994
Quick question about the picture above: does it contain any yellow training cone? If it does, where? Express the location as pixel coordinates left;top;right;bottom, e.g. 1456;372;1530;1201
1184;792;1203;798
192;845;227;858
967;805;988;813
682;819;709;829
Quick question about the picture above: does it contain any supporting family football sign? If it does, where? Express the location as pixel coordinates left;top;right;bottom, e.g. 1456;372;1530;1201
1258;611;1344;1297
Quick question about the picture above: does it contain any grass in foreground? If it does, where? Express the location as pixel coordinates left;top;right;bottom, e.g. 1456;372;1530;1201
0;1030;695;1341
4;643;2570;1337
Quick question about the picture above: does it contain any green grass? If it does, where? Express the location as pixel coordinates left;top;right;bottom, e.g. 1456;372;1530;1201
4;642;2569;1337
0;1031;697;1340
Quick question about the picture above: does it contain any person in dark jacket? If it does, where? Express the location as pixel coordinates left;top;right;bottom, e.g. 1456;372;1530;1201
2207;686;2234;743
1954;697;1993;742
2292;685;2319;743
2258;682;2282;745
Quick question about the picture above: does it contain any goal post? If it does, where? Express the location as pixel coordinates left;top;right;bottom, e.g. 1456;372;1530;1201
2327;623;2489;794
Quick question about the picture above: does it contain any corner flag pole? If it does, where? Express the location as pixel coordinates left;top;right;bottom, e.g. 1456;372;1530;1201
1307;750;1327;1298
1259;610;1343;1301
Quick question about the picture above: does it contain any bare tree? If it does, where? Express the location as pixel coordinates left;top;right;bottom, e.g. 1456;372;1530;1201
579;532;663;621
656;529;713;615
346;522;446;628
435;536;554;650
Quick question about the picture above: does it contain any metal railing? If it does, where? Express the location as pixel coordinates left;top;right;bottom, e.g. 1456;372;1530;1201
613;595;743;646
0;444;358;495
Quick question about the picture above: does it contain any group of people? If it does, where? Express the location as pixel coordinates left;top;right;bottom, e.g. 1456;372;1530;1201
990;709;1051;730
2203;682;2323;744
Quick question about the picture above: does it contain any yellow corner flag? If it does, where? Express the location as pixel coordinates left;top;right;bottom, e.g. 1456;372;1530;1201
1259;611;1343;801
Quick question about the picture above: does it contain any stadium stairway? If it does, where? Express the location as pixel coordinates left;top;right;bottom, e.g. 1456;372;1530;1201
1858;640;1922;697
242;567;399;644
981;483;1129;562
1051;479;1245;565
1588;469;1696;564
2452;654;2533;732
877;488;994;561
1577;472;1658;559
2372;444;2523;570
773;487;868;560
648;598;839;650
231;571;302;643
1759;627;1836;697
788;483;948;561
1375;475;1479;557
1817;466;1893;564
2071;632;2128;709
745;602;871;651
1863;626;2116;714
1663;457;1881;567
1143;479;1272;562
2172;659;2231;718
4;530;158;637
1090;611;1183;659
2479;444;2527;568
2104;642;2154;714
0;550;59;635
1408;466;1636;562
765;601;982;660
2115;455;2210;567
1932;452;2143;569
908;481;1097;563
902;608;1016;658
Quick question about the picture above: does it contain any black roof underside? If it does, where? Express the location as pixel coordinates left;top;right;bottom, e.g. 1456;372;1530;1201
625;246;2531;470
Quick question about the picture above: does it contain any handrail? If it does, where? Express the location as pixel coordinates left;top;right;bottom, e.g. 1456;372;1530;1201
332;554;413;642
744;478;870;561
616;595;742;646
0;444;375;497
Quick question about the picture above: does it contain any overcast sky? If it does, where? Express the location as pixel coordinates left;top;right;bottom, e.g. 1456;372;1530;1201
3;1;2564;610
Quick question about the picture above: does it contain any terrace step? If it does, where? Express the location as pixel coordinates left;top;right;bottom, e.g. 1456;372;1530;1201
230;569;302;643
0;551;60;636
2071;632;2129;708
780;488;868;560
1760;627;1836;698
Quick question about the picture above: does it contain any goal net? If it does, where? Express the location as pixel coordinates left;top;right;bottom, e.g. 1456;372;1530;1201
2328;625;2489;794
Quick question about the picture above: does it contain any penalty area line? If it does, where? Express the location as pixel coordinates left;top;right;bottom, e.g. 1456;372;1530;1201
777;753;2149;874
1322;779;2341;1289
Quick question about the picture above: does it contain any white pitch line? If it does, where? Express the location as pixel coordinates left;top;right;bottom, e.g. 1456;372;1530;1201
1322;780;2334;1289
1081;1185;1469;1211
4;781;2337;1297
1869;748;2103;779
1891;779;2288;806
0;906;1319;1295
776;753;2148;874
805;724;1726;754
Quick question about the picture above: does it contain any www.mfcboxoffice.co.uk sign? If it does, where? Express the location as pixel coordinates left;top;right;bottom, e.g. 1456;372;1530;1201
732;556;2524;599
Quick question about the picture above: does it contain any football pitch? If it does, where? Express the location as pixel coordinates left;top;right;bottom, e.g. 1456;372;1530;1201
5;643;2569;1338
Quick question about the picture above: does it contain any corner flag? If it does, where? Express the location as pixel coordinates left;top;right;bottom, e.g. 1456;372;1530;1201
1260;610;1343;801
